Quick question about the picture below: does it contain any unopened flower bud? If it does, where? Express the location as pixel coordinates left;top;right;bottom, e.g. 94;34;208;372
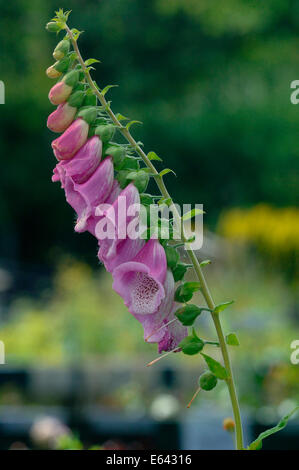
223;417;235;433
46;22;62;33
198;371;218;391
46;65;62;79
54;57;70;73
68;90;85;108
77;107;97;125
105;146;125;168
53;40;70;61
63;70;80;88
48;71;79;105
94;124;115;143
47;102;77;133
134;171;149;193
83;94;97;107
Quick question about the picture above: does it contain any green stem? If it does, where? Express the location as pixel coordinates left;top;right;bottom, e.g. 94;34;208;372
65;24;244;450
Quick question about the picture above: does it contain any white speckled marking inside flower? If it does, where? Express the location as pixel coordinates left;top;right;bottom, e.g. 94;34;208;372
130;272;160;314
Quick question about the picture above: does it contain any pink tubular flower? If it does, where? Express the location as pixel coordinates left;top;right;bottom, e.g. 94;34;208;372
98;237;145;273
96;183;141;261
135;269;187;352
62;157;114;233
134;269;175;343
112;238;167;316
157;303;188;353
52;136;102;185
48;81;73;105
47;102;77;133
84;180;122;237
52;118;89;160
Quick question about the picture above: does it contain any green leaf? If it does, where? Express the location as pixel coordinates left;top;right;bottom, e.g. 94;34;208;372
186;235;195;243
179;333;204;356
200;353;228;380
116;113;129;121
101;84;118;96
175;304;206;326
226;333;240;346
175;282;201;303
248;407;299;450
172;263;189;282
148;151;162;162
158;197;172;207
85;58;101;66
182;208;205;221
140;194;155;206
159;168;176;178
126;120;142;130
214;301;234;314
200;259;211;267
165;246;179;269
70;28;83;41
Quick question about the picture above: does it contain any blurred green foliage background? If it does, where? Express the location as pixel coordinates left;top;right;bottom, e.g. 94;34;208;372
0;0;298;265
0;0;298;427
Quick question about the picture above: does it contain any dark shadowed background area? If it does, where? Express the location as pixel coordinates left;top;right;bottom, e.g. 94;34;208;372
0;0;298;450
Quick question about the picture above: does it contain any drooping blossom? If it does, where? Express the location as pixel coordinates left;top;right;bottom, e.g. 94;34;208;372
47;102;77;133
156;302;188;353
52;136;102;185
59;156;114;233
112;238;167;316
96;183;145;271
52;118;89;160
132;269;188;353
80;180;122;237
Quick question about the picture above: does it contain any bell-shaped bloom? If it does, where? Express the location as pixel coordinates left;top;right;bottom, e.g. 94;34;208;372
48;81;73;105
62;157;114;233
52;118;89;161
122;268;188;352
134;269;175;343
47;102;77;133
98;237;145;273
52;136;102;185
112;238;167;316
95;183;141;260
83;180;122;237
157;303;188;353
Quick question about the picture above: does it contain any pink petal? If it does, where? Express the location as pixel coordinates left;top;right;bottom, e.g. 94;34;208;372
51;118;89;160
52;136;102;185
48;81;72;105
47;102;77;133
62;157;114;233
112;239;167;315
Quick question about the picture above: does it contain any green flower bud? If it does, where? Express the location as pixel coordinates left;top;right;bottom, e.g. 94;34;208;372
53;40;70;60
54;57;70;73
46;65;62;79
46;22;62;33
78;107;97;124
199;371;218;391
105;146;126;167
73;83;85;92
63;70;80;88
94;124;115;143
83;94;97;107
134;171;149;193
68;90;85;108
74;64;85;81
